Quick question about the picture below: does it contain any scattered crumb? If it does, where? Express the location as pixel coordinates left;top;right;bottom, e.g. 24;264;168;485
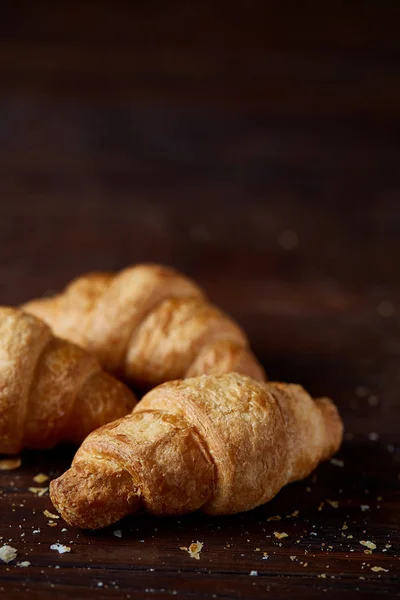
347;535;354;539
267;515;281;521
342;523;348;530
330;458;344;468
28;487;48;497
318;502;324;511
113;530;122;538
0;545;17;563
255;547;261;552
43;510;59;519
180;541;204;560
360;541;376;550
364;549;372;555
327;500;339;509
290;510;299;518
385;544;392;549
0;458;21;471
47;521;57;527
274;532;288;540
319;573;327;579
61;528;68;533
262;553;269;560
16;561;31;568
32;529;40;534
371;566;389;573
303;562;308;567
33;473;49;484
249;570;258;576
290;556;297;561
361;505;370;512
50;543;71;554
368;432;380;442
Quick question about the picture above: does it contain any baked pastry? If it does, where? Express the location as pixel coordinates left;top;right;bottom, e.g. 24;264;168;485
50;373;343;529
0;307;136;454
23;264;265;389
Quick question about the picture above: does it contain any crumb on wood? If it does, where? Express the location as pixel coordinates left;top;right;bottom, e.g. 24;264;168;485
43;510;59;520
360;541;376;550
16;561;31;568
50;543;71;554
28;487;48;497
274;532;288;540
0;545;17;563
33;473;49;484
326;499;339;509
180;541;204;560
330;458;344;468
267;515;281;521
371;566;389;573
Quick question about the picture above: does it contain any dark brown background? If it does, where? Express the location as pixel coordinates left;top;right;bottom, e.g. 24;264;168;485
0;2;399;599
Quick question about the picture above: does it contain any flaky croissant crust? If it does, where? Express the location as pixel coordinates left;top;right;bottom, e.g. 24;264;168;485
50;373;343;529
0;307;136;454
23;264;265;389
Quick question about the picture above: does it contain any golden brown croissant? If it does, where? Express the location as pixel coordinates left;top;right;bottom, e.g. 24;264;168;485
0;307;136;454
50;373;343;529
23;264;265;389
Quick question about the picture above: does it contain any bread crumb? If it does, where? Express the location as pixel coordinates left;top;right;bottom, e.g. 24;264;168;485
371;566;388;573
61;528;68;533
318;502;324;511
267;515;281;521
28;487;48;497
274;532;288;539
0;545;17;563
255;547;261;551
360;541;376;550
262;553;269;560
327;499;339;509
33;473;49;484
360;505;370;512
290;556;297;561
0;458;21;471
43;510;59;520
249;570;258;576
364;549;372;555
16;561;31;568
50;543;71;554
385;544;392;549
330;458;344;468
113;530;122;538
32;529;40;534
181;541;203;560
47;521;57;527
318;573;327;579
342;523;348;530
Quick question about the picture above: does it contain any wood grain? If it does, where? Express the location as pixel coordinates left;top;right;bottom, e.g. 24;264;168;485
0;1;399;598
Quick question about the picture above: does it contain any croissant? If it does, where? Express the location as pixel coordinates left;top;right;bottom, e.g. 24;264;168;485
0;307;136;454
50;373;343;529
23;264;265;389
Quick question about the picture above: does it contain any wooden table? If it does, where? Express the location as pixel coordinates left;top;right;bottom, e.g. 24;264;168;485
0;2;399;598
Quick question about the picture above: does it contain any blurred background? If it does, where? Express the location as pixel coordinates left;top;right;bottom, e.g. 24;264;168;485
1;2;399;437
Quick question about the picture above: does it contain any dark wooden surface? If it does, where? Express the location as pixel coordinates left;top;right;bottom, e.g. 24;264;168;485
0;2;399;598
